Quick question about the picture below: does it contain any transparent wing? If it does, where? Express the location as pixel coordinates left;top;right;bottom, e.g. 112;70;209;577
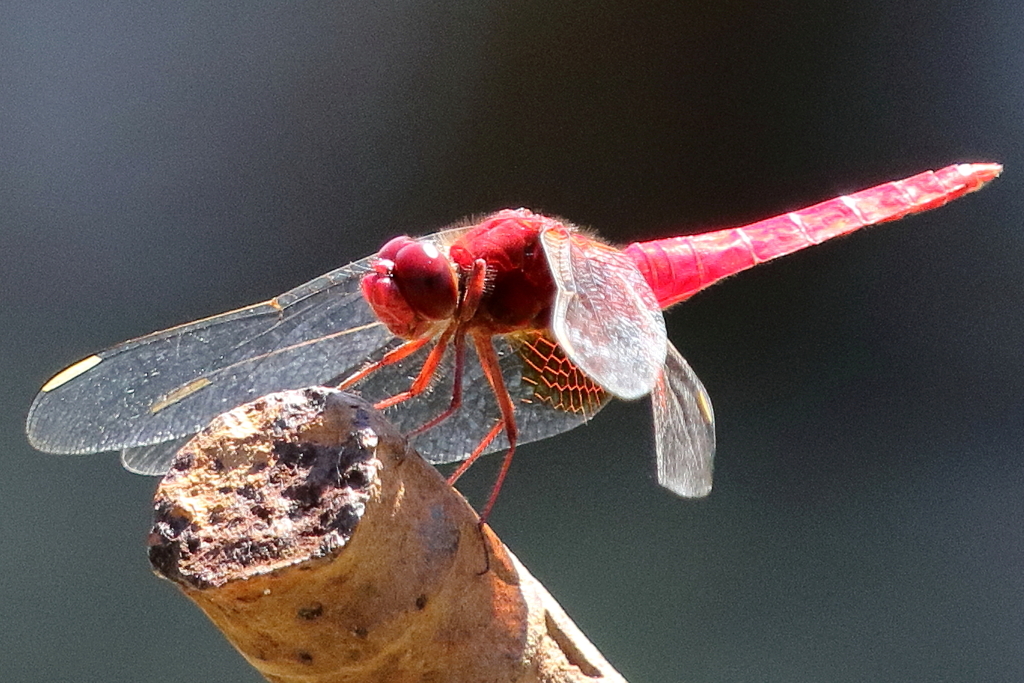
540;227;667;400
28;224;620;475
118;331;614;473
25;252;403;456
120;436;194;475
349;330;611;464
652;341;715;497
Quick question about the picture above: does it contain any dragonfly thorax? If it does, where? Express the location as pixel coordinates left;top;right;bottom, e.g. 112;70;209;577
448;209;557;333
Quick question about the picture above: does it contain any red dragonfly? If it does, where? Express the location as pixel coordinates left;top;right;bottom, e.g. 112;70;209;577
27;163;1000;518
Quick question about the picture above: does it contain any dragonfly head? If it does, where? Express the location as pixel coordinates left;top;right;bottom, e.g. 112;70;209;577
361;236;458;339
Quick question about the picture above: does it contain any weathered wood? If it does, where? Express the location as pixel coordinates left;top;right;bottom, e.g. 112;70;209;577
149;387;628;683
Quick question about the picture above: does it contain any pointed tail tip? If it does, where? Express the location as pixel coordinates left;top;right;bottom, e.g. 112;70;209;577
961;162;1003;186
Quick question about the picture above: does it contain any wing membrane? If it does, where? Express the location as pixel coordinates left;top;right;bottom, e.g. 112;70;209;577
27;225;622;475
26;254;397;455
120;436;194;475
350;332;611;465
651;341;715;497
541;227;667;399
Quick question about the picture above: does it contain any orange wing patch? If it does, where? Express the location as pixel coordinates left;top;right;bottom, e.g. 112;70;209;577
515;332;609;416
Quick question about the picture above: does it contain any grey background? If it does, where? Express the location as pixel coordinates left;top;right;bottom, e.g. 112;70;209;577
3;2;1022;681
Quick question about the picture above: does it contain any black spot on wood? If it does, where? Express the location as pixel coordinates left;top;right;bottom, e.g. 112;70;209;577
170;452;194;471
297;603;324;620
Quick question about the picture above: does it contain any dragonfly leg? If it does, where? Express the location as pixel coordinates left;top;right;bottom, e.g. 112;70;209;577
373;327;455;410
408;329;468;436
456;258;487;322
447;419;504;485
470;332;520;524
336;336;434;390
408;258;488;435
372;257;488;413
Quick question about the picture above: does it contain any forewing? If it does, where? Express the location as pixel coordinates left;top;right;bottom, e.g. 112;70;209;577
652;341;715;497
26;251;404;457
28;223;624;475
541;227;667;399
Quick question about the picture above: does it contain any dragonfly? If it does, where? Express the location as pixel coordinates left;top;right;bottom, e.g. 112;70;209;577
27;163;1001;519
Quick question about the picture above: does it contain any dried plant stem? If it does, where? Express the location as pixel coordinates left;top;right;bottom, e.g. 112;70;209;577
148;387;628;683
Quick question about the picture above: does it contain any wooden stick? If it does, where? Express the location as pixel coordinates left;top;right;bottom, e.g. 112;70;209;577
148;387;628;683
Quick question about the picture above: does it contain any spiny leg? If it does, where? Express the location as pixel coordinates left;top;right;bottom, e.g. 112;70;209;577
373;326;455;410
409;328;468;436
470;332;520;525
447;418;505;485
336;336;434;390
377;257;488;414
408;258;488;436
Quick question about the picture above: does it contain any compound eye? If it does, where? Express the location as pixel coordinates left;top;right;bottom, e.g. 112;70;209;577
377;235;417;262
392;240;458;321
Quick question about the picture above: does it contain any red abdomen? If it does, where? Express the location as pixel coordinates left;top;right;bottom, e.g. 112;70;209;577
625;163;1002;309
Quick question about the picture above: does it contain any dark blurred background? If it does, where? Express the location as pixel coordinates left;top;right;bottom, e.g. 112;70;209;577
2;2;1021;681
